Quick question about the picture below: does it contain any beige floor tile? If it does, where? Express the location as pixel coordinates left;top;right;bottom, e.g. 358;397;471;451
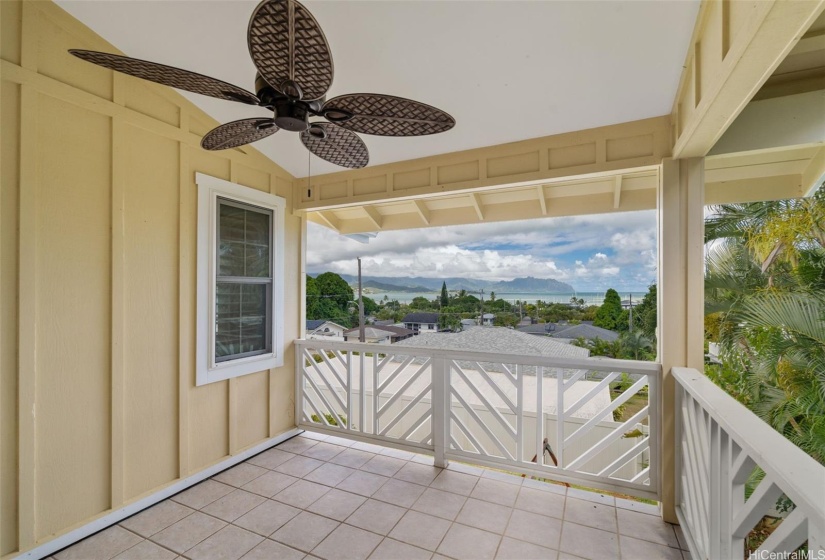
456;498;513;534
557;553;587;560
446;462;485;476
304;462;356;487
409;454;436;466
120;500;194;538
275;455;325;478
565;488;614;506
273;479;331;509
112;539;177;560
379;447;417;461
615;497;659;516
306;489;366;521
411;488;467;520
186;525;262;560
470;478;520;507
56;526;142;560
369;538;432;560
201;489;266;522
394;462;442;487
351;441;385;453
234;500;301;537
312;524;383;560
673;523;690;550
346;499;407;535
247;448;295;470
323;435;357;447
171;480;234;510
617;508;679;548
388;511;451;552
563;497;616;532
372;479;426;508
429;470;478;496
240;539;305;560
521;478;567;495
271;511;339;553
620;535;683;559
360;455;406;477
150;512;226;554
241;470;298;498
515;487;565;520
559;522;618;560
302;442;346;461
481;469;524;486
336;470;389;497
504;509;562;550
329;448;375;469
213;463;268;488
495;536;557;560
437;524;501;560
301;431;329;441
277;437;319;454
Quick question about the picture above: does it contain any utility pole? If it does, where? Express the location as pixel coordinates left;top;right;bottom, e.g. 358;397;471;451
358;258;365;342
628;293;633;333
479;289;484;326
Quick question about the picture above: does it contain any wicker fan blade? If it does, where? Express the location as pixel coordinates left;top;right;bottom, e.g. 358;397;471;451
201;118;279;151
323;94;455;136
69;50;260;105
248;0;334;101
300;123;368;169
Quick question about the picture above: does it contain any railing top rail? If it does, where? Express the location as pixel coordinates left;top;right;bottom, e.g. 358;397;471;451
673;367;825;520
295;339;661;376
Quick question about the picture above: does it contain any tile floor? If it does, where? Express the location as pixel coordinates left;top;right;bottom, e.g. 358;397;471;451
52;432;692;560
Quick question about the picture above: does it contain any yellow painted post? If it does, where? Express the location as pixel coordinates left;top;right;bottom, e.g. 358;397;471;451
658;157;705;524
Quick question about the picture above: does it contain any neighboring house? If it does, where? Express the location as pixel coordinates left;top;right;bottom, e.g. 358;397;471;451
460;319;477;331
373;319;397;327
305;320;346;341
476;313;496;326
402;312;440;334
343;325;415;344
621;299;637;309
551;323;620;343
517;323;556;335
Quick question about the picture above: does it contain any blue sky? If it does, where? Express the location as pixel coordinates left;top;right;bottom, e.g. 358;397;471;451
307;210;658;292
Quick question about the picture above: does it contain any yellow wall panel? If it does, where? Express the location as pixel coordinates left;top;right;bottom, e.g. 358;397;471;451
36;11;112;102
125;82;181;128
1;79;21;557
1;0;22;66
234;371;269;450
352;175;387;196
3;3;299;556
35;96;112;540
122;125;180;500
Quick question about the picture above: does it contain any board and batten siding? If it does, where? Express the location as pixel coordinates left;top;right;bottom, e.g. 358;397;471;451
0;1;302;556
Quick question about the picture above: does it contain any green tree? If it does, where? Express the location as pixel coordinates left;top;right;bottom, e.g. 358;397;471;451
594;289;622;330
440;281;449;307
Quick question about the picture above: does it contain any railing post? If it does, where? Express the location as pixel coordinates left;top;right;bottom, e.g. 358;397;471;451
295;342;303;426
432;357;449;469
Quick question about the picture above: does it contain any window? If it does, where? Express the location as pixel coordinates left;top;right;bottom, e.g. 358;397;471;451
196;173;285;386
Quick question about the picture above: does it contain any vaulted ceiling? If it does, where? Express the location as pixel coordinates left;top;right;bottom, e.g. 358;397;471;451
56;0;700;177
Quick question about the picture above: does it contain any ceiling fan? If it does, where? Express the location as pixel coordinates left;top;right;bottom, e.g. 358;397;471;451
69;0;455;169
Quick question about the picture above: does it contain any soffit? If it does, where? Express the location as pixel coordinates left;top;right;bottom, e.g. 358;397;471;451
55;0;699;178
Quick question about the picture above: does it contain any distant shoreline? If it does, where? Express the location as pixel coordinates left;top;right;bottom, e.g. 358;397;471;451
363;290;647;305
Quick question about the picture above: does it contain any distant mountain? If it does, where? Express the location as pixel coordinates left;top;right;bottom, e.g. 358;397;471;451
327;274;575;294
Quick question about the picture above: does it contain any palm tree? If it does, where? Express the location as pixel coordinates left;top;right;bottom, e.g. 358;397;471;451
620;331;654;361
704;186;825;464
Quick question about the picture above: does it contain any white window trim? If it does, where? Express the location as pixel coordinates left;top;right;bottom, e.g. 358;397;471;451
195;173;285;386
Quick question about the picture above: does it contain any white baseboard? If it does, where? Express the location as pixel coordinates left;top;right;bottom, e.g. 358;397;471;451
13;427;303;560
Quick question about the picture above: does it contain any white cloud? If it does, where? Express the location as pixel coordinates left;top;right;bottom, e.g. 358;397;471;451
307;210;657;290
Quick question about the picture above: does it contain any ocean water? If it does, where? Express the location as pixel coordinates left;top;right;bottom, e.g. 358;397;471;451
363;290;647;306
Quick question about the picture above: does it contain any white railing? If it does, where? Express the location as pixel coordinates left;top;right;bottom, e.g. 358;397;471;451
295;339;661;500
674;367;825;560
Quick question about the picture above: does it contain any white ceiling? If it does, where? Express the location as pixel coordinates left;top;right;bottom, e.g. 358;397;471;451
56;0;700;178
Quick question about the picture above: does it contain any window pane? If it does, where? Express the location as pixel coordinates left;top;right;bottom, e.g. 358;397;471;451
216;282;269;360
218;201;271;278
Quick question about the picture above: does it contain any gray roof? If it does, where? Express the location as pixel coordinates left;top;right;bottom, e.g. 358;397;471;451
373;319;397;326
395;327;589;359
306;319;327;330
551;323;620;342
516;323;555;335
402;312;439;324
344;326;414;340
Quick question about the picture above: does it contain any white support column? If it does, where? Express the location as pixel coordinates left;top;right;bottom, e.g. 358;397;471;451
658;157;705;524
431;357;450;468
